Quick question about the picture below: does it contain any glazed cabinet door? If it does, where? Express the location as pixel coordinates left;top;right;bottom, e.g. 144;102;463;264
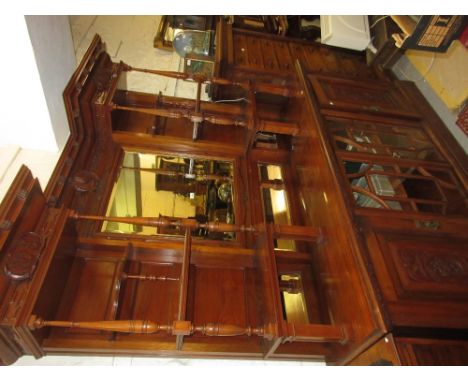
308;75;420;119
322;114;468;216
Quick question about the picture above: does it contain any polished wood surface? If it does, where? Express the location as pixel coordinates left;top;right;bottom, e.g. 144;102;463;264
1;25;467;365
346;334;401;365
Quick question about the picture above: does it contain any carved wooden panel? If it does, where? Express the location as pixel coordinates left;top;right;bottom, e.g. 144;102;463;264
363;226;468;329
308;75;420;119
71;170;100;192
3;232;45;281
375;233;468;300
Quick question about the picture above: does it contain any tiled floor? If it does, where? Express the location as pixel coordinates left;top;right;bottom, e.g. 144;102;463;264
69;15;205;100
13;354;319;366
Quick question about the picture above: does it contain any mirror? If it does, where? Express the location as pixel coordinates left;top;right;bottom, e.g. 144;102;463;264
103;152;235;240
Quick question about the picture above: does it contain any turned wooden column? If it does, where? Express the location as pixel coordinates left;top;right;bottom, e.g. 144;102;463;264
28;315;267;338
69;211;256;234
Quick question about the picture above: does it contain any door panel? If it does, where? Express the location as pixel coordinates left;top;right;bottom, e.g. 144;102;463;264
309;75;420;119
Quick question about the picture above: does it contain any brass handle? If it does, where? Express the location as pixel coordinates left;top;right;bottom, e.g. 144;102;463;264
363;105;381;112
414;220;440;230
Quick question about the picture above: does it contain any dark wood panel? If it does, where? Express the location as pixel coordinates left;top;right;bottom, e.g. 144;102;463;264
293;62;387;364
245;35;264;68
130;262;180;321
302;45;326;72
308;75;420;119
66;258;120;324
272;341;330;360
191;267;248;327
273;40;293;71
228;22;381;81
233;33;249;67
396;337;468;365
346;334;401;365
364;227;468;329
260;38;279;71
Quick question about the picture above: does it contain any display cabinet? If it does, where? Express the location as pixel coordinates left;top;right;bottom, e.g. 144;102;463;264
1;21;467;365
296;60;468;364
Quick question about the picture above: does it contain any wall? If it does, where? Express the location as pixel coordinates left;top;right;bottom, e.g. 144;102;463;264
0;16;200;205
0;15;76;202
0;15;60;151
25;15;77;151
392;40;468;153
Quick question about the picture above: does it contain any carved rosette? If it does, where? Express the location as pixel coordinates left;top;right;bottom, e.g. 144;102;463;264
71;170;100;192
93;66;114;91
4;232;45;281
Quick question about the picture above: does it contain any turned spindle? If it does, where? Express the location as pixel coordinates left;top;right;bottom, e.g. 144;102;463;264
28;315;170;334
111;103;246;128
124;65;294;98
193;323;264;337
70;212;171;229
70;211;256;234
121;273;179;282
28;316;266;338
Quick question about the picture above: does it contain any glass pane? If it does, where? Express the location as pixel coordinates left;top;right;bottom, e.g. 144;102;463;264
259;164;283;181
259;164;295;250
103;152;235;240
280;274;309;324
329;118;444;161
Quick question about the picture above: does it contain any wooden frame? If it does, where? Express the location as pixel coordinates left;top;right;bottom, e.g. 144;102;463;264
1;24;468;365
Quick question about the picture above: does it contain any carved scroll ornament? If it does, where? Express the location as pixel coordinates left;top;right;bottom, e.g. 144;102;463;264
4;232;45;281
400;249;468;284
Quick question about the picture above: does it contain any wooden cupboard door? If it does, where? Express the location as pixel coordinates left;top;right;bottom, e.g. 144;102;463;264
347;334;401;365
308;75;420;119
366;229;468;329
395;338;468;365
325;116;447;163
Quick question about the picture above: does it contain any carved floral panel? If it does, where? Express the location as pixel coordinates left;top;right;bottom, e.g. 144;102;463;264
381;235;468;299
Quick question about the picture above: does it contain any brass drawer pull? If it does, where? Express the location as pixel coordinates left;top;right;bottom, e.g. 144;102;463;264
414;220;440;230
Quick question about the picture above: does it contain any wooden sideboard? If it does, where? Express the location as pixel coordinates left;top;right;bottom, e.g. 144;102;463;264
1;20;467;365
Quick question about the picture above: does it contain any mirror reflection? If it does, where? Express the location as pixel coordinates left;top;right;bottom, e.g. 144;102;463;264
103;152;235;240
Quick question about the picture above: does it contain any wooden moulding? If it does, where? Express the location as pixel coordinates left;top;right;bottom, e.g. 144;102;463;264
175;228;191;350
0;166;76;363
293;60;388;363
113;131;244;158
44;34;105;205
0;166;44;251
0;166;45;365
